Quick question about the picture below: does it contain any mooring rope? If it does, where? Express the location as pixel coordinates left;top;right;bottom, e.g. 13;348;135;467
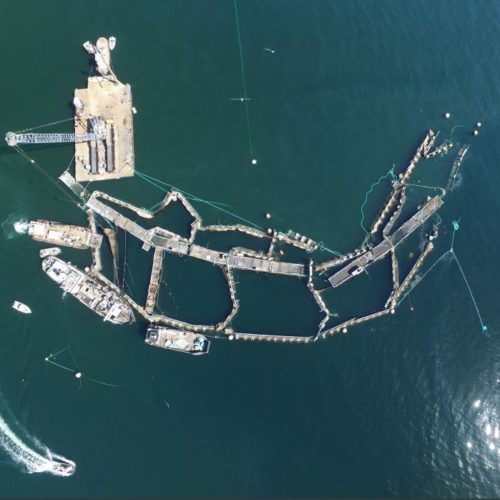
14;117;74;134
12;145;81;207
360;165;397;236
135;170;264;230
233;0;254;160
316;241;344;258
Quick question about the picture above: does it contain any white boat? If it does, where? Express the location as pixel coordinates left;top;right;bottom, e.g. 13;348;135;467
39;247;61;258
82;40;96;54
12;301;32;314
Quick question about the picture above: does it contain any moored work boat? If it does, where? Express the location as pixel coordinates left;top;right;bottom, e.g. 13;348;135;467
145;326;210;355
39;247;61;258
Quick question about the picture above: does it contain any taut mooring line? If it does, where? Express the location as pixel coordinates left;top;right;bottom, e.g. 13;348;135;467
397;221;488;335
136;170;264;230
233;0;255;161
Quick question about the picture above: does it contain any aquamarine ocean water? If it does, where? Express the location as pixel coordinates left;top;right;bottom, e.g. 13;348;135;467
0;0;499;497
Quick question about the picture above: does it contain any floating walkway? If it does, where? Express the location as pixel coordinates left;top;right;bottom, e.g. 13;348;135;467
320;309;392;339
87;210;102;272
388;241;434;309
59;171;85;198
231;332;314;344
307;260;331;336
447;145;469;192
86;192;306;277
328;195;443;288
226;253;304;277
145;247;164;314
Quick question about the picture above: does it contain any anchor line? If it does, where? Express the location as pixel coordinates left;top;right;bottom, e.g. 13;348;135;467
14;116;74;134
11;145;81;208
359;166;397;235
135;170;264;230
397;221;487;335
233;0;254;159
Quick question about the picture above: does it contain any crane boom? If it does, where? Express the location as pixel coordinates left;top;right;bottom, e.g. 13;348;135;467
5;131;103;147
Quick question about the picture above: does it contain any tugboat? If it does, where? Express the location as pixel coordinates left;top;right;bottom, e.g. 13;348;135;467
12;301;32;314
145;325;210;355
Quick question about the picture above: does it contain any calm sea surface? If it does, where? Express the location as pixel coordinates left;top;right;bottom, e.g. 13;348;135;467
0;1;499;497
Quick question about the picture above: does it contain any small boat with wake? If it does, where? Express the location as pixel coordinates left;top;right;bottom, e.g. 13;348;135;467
12;301;31;314
50;457;76;476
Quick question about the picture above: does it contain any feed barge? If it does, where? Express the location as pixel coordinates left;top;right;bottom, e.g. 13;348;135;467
42;256;134;325
145;325;210;355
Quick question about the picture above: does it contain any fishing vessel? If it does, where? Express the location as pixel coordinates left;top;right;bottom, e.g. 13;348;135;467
12;301;31;314
145;326;210;355
42;256;134;325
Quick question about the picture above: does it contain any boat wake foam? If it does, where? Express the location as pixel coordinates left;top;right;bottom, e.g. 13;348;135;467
0;406;75;476
13;221;29;234
1;215;29;240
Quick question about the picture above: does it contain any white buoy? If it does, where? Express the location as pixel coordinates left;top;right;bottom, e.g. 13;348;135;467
473;129;479;136
265;212;272;220
228;335;234;340
342;327;348;334
267;228;273;235
390;309;395;315
444;112;451;119
251;158;257;165
476;122;482;127
75;371;82;379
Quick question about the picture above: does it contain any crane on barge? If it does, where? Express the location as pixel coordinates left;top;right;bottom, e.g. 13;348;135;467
5;116;106;147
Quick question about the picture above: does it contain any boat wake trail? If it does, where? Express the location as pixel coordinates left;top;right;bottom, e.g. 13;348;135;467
1;214;29;240
0;404;75;476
